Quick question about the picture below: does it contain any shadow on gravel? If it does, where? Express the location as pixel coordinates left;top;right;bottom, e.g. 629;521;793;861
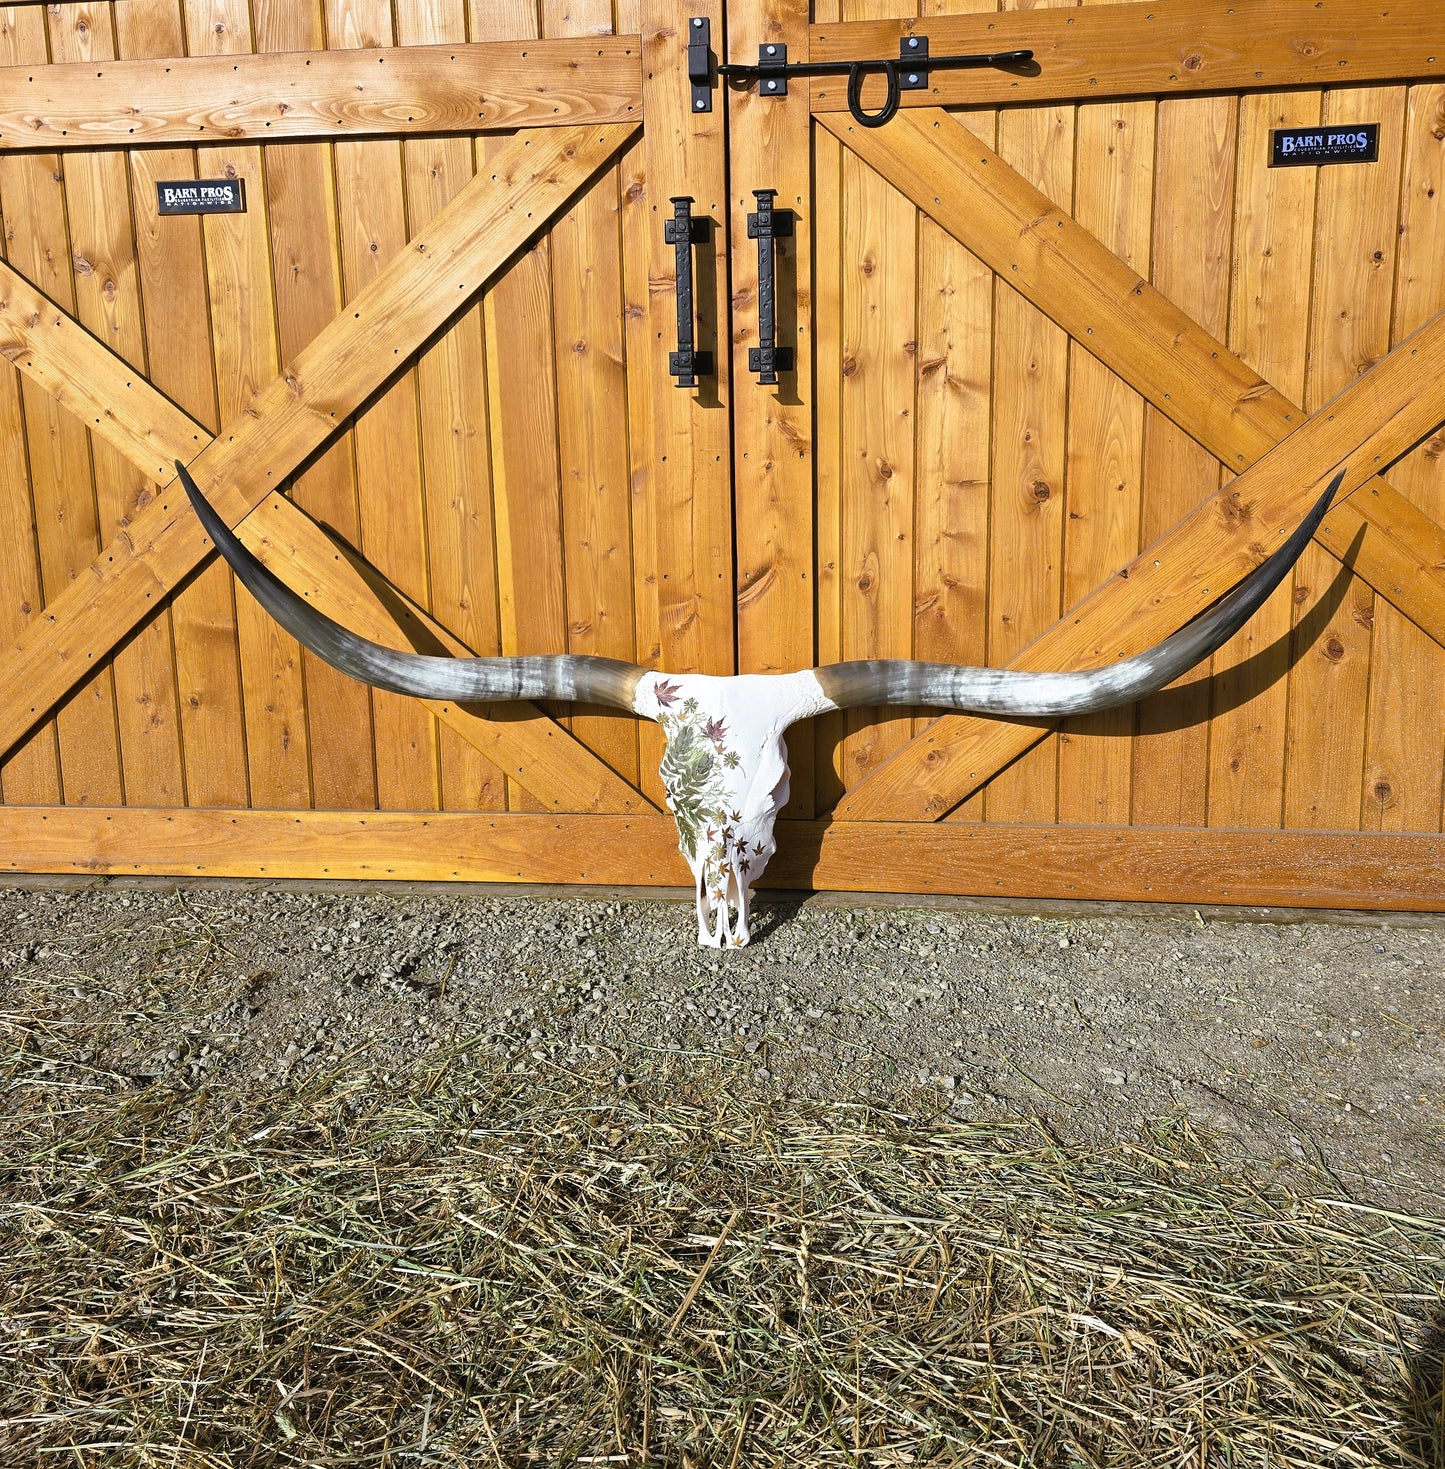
1405;1304;1445;1467
744;899;805;944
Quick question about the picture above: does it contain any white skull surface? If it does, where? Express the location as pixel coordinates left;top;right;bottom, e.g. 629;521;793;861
633;672;833;947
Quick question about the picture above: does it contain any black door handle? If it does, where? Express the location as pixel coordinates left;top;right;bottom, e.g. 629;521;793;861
747;189;794;385
666;196;713;389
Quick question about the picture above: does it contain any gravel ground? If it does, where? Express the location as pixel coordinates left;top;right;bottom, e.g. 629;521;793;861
2;879;1442;1211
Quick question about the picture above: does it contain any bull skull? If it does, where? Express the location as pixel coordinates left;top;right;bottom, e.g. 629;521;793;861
178;462;1339;947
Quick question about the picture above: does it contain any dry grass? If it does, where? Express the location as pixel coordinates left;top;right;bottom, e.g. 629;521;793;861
1;1023;1442;1467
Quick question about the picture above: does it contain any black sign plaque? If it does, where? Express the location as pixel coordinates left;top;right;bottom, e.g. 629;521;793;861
157;179;246;215
1270;124;1379;168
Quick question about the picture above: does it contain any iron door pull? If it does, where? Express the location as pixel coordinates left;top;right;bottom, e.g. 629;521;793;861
666;196;713;389
748;189;794;385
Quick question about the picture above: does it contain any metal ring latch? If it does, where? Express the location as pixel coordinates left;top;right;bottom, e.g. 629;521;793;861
846;60;902;128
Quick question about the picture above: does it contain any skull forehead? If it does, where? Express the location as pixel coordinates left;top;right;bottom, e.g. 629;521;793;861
636;670;832;731
640;671;829;821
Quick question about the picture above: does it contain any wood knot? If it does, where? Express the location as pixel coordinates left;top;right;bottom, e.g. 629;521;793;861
1323;636;1345;662
1030;481;1051;502
1372;779;1393;806
1182;52;1203;70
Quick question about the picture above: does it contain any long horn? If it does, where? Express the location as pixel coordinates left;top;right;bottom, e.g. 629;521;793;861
177;463;647;711
814;473;1342;714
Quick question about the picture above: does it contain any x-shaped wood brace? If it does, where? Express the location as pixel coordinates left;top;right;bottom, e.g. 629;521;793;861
0;122;653;814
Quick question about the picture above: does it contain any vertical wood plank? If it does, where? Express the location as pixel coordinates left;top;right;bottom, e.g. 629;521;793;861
326;0;440;815
1283;86;1404;831
254;0;377;812
0;291;58;804
185;0;314;811
618;129;668;807
0;6;124;808
1365;81;1445;833
470;1;569;813
1057;97;1154;824
730;0;817;815
47;4;187;809
547;0;641;789
839;0;918;795
395;0;506;816
634;1;734;712
0;8;61;805
919;0;998;826
812;0;847;811
985;43;1073;824
1207;88;1320;829
116;0;249;811
1132;93;1237;828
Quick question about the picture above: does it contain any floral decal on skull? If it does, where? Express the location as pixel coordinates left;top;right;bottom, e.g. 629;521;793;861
636;672;833;947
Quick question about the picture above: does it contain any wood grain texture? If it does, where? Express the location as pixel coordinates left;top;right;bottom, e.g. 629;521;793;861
0;239;642;815
840;0;919;797
1207;89;1319;830
1057;97;1152;825
810;0;1445;110
3;806;1441;913
119;0;250;812
811;0;848;813
328;0;438;816
240;493;655;815
1362;81;1445;834
47;2;187;810
0;244;58;803
473;6;566;815
821;108;1445;821
1131;93;1235;828
0;8;123;808
188;0;313;811
0;122;639;764
256;0;377;812
916;0;999;830
397;0;506;816
0;37;642;149
731;0;818;816
1282;87;1405;832
547;0;641;791
637;0;734;685
984;86;1072;824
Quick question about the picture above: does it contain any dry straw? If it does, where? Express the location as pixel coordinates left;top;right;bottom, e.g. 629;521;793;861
1;1025;1442;1466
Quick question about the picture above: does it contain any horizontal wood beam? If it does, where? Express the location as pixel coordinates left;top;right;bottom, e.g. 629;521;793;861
2;806;1440;912
0;122;638;767
810;0;1445;112
0;37;641;151
824;109;1445;822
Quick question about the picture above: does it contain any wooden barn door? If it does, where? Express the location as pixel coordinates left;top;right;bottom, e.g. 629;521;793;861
1;0;1444;911
727;0;1445;909
0;2;733;880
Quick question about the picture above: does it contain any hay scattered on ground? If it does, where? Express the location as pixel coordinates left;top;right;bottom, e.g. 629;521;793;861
1;1023;1442;1467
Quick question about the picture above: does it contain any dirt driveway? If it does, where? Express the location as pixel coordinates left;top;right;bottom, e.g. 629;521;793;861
2;878;1441;1211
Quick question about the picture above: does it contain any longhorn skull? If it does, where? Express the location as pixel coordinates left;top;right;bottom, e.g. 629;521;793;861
177;463;1339;947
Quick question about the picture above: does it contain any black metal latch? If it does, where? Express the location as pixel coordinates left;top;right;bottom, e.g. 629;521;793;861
716;38;1034;129
686;17;714;114
666;196;713;389
747;189;793;385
